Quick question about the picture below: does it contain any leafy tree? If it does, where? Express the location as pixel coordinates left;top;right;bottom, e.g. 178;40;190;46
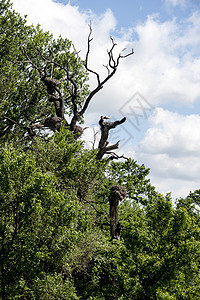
1;132;200;299
176;189;200;221
0;1;133;161
0;0;89;143
0;1;200;299
0;141;77;298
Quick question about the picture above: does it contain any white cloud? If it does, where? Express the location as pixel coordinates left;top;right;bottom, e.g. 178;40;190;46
12;0;97;50
85;12;200;116
128;14;200;106
165;0;200;9
12;0;200;112
165;0;186;7
11;0;200;198
136;108;200;198
140;108;200;156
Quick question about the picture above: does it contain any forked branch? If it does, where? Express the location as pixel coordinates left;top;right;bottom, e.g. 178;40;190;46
80;26;134;120
17;27;134;144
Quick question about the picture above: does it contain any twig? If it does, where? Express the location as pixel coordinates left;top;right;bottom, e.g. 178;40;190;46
85;23;101;85
105;152;129;161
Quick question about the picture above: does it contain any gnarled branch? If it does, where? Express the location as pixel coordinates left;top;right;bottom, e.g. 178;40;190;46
14;27;133;144
96;116;126;160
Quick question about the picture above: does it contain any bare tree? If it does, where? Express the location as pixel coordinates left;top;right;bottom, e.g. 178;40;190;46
11;25;134;158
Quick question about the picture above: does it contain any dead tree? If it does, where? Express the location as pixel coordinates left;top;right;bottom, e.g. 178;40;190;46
96;116;126;160
64;24;133;144
109;185;127;241
15;25;134;150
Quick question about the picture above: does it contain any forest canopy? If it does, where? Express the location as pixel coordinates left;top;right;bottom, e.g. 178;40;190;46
0;1;200;299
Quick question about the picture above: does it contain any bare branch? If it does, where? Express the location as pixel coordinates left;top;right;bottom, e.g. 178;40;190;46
79;84;103;117
119;48;134;59
105;152;129;161
116;47;134;66
72;43;81;59
96;116;126;160
89;128;100;150
108;36;118;69
85;23;101;85
103;64;111;76
108;37;134;68
20;28;134;143
80;32;134;120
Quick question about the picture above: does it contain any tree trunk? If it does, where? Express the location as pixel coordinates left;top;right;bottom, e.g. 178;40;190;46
109;185;127;241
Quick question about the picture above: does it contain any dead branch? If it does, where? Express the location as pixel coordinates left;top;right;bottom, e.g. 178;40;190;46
103;64;110;76
17;28;133;142
96;116;126;160
80;29;134;121
91;128;99;150
85;23;101;85
105;152;129;162
72;43;81;59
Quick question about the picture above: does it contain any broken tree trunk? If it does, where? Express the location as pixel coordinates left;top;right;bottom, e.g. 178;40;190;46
96;116;126;160
109;185;127;241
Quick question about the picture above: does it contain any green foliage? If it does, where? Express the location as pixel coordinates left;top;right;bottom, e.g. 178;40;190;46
0;143;80;298
107;159;156;205
0;2;200;299
176;189;200;220
1;133;199;299
0;0;89;142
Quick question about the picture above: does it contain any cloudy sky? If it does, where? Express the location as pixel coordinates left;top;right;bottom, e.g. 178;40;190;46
11;0;200;199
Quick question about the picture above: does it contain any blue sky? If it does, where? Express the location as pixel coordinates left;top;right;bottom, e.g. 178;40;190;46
56;0;200;114
59;0;200;29
12;0;200;199
68;0;166;26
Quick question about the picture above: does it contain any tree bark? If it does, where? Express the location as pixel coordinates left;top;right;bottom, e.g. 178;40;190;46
96;116;126;160
109;185;127;240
